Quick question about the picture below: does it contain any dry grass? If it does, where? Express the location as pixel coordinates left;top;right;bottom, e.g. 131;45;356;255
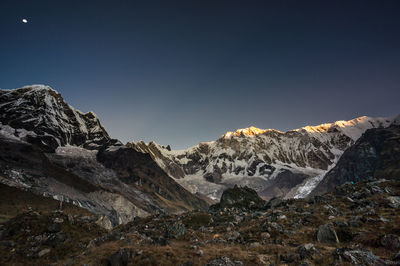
0;183;93;223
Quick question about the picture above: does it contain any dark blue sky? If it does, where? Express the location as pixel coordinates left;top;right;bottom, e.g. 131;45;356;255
1;0;399;149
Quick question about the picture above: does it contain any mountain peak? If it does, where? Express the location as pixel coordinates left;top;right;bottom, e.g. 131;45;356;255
20;84;59;94
0;85;111;150
298;115;394;140
221;116;395;140
222;126;279;138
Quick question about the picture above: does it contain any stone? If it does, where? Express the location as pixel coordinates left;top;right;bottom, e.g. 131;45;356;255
261;232;270;240
96;215;113;230
370;185;384;194
317;224;339;243
387;196;400;208
298;243;319;259
257;254;274;265
334;220;349;227
333;248;386;265
107;248;135;266
80;216;96;222
347;197;355;202
380;234;400;251
205;256;243;266
53;217;64;223
227;231;241;242
378;216;390;223
38;248;51;257
384;186;394;193
278;215;287;220
166;221;187;239
280;253;301;263
249;242;261;248
47;223;61;233
335;227;354;242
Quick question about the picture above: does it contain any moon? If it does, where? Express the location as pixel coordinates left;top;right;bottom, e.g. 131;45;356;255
22;19;28;23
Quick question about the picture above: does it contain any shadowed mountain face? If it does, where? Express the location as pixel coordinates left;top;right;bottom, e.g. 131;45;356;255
96;146;209;213
0;85;208;228
0;85;113;151
128;116;398;201
311;125;400;196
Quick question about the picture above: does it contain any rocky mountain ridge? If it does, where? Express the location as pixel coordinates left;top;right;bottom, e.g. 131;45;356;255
0;85;208;228
0;85;115;151
129;115;399;200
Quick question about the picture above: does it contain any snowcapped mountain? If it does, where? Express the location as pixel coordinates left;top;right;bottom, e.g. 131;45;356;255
0;85;208;228
128;115;398;200
0;85;113;151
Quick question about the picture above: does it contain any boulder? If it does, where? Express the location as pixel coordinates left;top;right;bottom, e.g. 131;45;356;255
107;248;135;266
166;221;187;239
333;248;387;265
317;224;339;243
298;243;320;259
211;185;265;210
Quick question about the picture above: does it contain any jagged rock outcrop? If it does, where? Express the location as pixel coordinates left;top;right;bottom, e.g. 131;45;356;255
210;185;265;210
128;116;398;201
312;125;400;195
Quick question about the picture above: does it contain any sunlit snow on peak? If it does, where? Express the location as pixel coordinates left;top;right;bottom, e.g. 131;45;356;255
222;126;283;138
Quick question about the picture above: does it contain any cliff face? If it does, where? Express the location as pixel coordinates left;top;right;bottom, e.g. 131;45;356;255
311;125;400;196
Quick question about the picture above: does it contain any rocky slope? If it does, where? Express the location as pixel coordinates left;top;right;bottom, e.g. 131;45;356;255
0;85;208;228
312;124;400;196
1;178;399;265
128;115;399;200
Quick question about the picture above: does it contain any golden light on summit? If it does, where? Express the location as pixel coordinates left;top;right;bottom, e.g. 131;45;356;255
224;126;273;138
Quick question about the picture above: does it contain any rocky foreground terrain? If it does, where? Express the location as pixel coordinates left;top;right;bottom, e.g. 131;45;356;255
1;178;399;265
